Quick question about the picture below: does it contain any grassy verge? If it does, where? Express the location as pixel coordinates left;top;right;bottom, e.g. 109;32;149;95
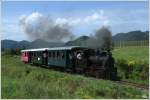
1;54;149;99
113;46;149;85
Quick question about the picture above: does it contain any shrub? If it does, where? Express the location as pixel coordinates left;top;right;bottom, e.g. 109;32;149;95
116;58;148;84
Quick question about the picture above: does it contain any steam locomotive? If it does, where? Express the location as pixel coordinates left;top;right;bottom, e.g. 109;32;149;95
21;46;118;80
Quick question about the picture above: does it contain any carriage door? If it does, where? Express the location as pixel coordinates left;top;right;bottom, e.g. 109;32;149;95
42;50;48;65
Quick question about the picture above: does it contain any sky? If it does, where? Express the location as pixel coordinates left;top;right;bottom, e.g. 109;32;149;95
1;1;149;41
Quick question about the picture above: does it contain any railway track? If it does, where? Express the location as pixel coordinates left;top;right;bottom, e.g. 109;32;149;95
37;65;149;90
82;75;149;90
115;80;149;90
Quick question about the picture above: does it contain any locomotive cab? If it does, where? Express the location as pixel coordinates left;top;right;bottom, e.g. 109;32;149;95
76;48;118;80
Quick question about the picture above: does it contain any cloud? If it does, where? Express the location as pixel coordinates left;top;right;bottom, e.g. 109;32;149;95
2;21;27;40
19;12;73;42
55;10;109;26
18;10;109;42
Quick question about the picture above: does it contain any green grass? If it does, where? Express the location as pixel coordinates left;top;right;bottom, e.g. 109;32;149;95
113;46;149;63
1;54;149;99
112;46;149;85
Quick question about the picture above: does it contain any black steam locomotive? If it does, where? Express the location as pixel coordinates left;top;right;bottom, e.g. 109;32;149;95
21;46;118;80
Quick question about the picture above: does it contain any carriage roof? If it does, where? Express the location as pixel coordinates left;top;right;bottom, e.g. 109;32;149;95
21;46;87;52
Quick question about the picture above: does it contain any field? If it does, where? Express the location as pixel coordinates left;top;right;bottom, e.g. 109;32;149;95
113;46;148;63
1;46;149;99
113;46;149;85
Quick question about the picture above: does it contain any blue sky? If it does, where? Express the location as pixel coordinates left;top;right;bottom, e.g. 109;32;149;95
1;1;149;41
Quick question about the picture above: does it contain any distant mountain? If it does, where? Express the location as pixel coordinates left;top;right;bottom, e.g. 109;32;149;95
112;30;149;41
18;40;30;48
65;30;149;46
28;39;64;49
65;36;90;46
1;30;149;50
1;39;64;50
1;40;31;49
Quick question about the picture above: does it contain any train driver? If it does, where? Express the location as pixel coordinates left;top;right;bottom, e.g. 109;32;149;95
77;52;83;60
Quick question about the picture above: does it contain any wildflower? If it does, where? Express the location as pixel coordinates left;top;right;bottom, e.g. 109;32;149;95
128;61;135;66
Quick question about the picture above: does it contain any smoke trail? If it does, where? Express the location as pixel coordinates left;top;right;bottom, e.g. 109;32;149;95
19;12;73;42
87;26;113;50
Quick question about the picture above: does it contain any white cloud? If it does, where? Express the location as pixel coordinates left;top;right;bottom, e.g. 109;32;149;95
55;18;68;25
55;9;109;26
19;10;109;27
19;12;74;42
2;21;27;40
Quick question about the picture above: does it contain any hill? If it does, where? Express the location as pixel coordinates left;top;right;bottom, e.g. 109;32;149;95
1;40;30;49
28;39;64;49
65;36;89;46
1;30;149;49
65;30;149;46
112;30;149;41
1;39;64;50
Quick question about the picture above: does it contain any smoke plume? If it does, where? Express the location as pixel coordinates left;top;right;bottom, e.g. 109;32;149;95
87;26;113;50
19;12;73;42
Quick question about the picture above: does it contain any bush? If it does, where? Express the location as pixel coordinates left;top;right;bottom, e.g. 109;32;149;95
116;58;148;84
116;59;132;79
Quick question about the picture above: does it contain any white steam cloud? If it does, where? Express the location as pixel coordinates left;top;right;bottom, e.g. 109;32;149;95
19;10;109;42
19;12;73;42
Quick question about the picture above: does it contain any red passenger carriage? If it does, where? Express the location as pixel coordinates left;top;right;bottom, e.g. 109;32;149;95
21;51;29;63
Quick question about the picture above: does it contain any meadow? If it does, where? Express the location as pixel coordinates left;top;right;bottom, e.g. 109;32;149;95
113;46;148;63
1;46;149;99
113;46;149;85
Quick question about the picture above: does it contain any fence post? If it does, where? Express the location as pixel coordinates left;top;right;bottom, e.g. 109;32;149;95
114;40;148;48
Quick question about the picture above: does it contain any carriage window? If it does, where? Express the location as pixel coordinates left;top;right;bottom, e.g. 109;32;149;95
61;52;65;59
62;53;64;59
34;52;36;57
54;52;57;59
52;52;55;58
34;52;36;56
38;52;41;56
57;51;60;59
49;52;51;58
23;52;25;56
36;52;38;56
30;52;32;56
55;52;57;59
37;52;39;56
